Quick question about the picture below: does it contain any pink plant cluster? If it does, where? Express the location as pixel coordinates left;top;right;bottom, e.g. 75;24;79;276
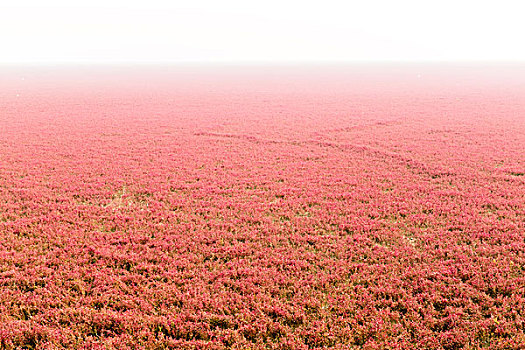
0;67;524;349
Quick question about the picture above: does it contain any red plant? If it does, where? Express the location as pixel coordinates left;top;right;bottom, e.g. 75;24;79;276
0;65;524;349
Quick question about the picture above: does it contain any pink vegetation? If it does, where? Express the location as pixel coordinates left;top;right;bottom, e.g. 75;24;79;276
0;66;524;349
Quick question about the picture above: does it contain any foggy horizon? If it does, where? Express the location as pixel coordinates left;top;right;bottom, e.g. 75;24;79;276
2;1;525;63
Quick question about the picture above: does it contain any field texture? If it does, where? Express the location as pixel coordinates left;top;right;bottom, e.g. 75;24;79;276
0;66;524;349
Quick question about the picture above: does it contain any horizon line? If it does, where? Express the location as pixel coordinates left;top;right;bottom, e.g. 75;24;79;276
1;59;525;67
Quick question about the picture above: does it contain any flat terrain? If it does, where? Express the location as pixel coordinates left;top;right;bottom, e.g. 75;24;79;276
0;65;524;349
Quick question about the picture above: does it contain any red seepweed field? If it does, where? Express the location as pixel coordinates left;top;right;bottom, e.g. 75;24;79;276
0;65;524;349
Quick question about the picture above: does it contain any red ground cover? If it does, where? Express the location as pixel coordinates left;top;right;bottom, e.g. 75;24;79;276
0;65;524;349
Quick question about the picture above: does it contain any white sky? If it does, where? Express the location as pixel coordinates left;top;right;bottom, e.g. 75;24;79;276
0;0;524;63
